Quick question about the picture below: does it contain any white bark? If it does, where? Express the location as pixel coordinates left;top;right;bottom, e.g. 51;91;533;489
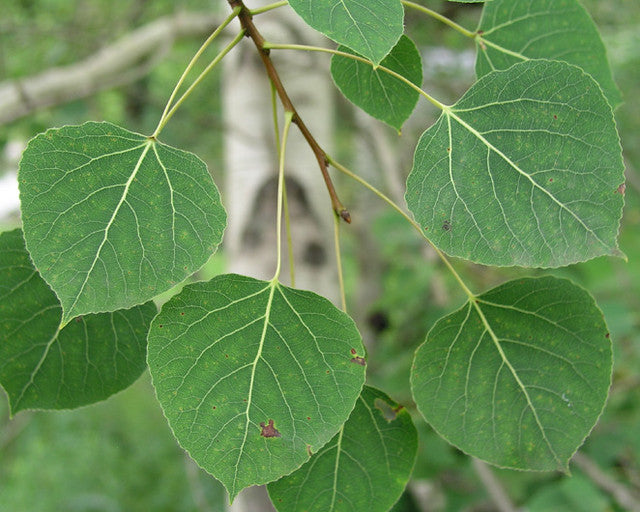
222;1;336;296
222;2;336;510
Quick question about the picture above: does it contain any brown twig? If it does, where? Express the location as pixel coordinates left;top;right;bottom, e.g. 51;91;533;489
227;0;351;222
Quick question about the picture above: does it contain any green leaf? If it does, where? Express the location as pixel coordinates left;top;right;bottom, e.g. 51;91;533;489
411;276;612;471
0;229;156;414
331;35;422;131
268;386;417;512
405;59;624;268
147;274;366;500
18;121;226;324
288;0;404;65
475;0;621;108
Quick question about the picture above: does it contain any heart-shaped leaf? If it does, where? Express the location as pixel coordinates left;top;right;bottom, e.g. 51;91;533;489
288;0;404;65
405;59;624;268
475;0;621;108
19;121;226;324
331;35;423;131
411;276;612;471
0;229;156;414
268;386;417;512
147;274;366;500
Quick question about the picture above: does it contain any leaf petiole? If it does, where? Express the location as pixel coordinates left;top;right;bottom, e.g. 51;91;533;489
250;0;289;15
333;213;347;312
153;6;242;137
262;41;450;111
154;30;245;137
326;155;477;301
400;0;476;39
272;110;295;282
270;83;296;287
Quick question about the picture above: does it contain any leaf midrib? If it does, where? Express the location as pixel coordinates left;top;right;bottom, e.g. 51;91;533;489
445;109;608;250
63;140;154;323
232;281;278;496
469;298;563;468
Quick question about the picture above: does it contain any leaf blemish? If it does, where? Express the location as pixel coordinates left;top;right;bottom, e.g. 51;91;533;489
442;220;451;231
350;348;357;354
616;183;626;195
260;419;281;438
350;356;366;366
374;398;398;422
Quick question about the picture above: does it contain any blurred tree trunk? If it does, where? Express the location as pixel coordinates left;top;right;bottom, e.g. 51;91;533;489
222;2;337;510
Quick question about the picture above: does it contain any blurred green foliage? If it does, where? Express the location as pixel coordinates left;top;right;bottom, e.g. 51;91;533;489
1;0;639;510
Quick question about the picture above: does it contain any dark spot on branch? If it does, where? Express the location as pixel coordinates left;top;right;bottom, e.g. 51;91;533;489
350;356;366;366
368;311;389;333
260;419;281;438
303;241;326;267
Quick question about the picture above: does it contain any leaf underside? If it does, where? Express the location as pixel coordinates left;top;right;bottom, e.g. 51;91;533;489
331;35;423;131
406;59;624;268
411;276;612;471
0;229;156;414
268;386;417;512
476;0;621;108
18;121;226;323
147;274;366;500
288;0;404;65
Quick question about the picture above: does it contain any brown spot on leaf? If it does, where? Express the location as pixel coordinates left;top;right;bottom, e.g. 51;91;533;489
442;220;451;231
375;398;399;422
350;348;357;355
605;333;610;338
549;178;553;182
350;356;366;366
180;312;185;316
615;183;626;195
553;114;558;120
260;419;281;438
306;445;313;457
